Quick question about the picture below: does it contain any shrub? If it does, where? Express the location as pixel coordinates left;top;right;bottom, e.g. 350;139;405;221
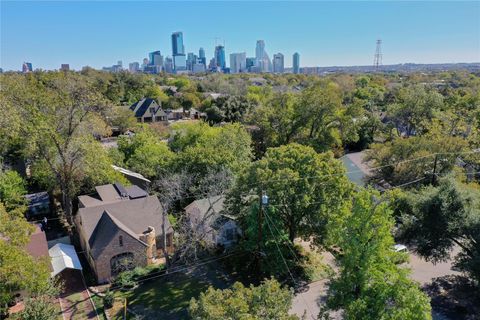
103;290;114;308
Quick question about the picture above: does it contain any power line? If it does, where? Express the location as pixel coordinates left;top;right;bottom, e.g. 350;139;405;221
263;206;316;320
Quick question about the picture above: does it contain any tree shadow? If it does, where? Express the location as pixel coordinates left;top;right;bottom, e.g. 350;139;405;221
423;275;480;320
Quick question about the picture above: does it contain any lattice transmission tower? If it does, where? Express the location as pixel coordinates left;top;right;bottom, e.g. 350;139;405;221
373;39;382;71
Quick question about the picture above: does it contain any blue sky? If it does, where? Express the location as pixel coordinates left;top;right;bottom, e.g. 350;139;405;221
1;1;479;71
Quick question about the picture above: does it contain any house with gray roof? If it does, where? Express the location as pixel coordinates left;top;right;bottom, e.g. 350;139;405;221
75;183;173;283
129;98;167;123
185;196;240;248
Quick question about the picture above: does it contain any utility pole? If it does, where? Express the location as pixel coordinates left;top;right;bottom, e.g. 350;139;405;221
431;154;438;184
256;192;268;279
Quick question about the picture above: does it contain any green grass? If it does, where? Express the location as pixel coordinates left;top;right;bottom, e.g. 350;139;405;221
116;274;211;319
90;294;108;320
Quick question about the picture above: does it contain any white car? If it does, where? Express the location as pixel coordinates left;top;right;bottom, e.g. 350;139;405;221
394;244;408;253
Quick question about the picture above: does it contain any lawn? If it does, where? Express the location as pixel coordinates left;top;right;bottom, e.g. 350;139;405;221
115;273;213;320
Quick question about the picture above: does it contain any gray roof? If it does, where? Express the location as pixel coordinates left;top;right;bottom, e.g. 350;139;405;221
185;196;225;217
78;195;173;254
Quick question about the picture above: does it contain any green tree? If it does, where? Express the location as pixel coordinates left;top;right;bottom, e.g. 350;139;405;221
189;278;298;320
105;105;137;133
204;95;253;124
397;175;480;284
172;122;253;177
117;127;175;179
293;81;359;152
328;190;431;320
0;170;27;211
0;203;51;314
1;73;118;225
386;84;443;137
229;143;352;244
365;132;468;186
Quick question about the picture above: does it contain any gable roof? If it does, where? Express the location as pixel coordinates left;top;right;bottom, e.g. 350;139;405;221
78;195;172;252
185;196;225;215
130;98;159;118
88;211;146;258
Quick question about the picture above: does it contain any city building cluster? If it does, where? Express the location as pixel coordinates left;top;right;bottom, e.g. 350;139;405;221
104;32;301;75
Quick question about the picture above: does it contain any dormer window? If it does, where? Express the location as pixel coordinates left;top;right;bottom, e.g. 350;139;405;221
119;235;123;247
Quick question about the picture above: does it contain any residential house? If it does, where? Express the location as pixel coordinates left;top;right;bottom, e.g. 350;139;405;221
129;98;167;123
75;183;173;283
185;196;240;248
111;165;151;191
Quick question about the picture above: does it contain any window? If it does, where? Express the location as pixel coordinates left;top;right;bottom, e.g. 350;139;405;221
119;235;123;247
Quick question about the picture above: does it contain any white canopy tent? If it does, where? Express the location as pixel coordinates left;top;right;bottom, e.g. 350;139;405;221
48;243;83;277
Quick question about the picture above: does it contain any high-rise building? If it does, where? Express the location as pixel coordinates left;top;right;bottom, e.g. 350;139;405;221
173;55;186;72
192;63;206;74
246;57;256;71
164;57;174;73
129;62;140;73
230;52;246;74
293;52;300;74
255;40;265;61
214;45;226;70
60;64;70;72
198;47;206;66
255;40;272;72
149;51;163;67
22;62;33;73
171;32;185;55
273;53;284;73
171;32;186;71
186;52;197;71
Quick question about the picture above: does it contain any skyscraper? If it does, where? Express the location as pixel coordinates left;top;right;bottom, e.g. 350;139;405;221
22;62;32;73
186;52;197;71
230;52;247;74
171;32;186;71
255;40;272;72
164;57;174;73
149;51;163;66
199;47;206;66
214;45;226;70
273;53;284;73
129;62;140;73
60;64;70;71
255;40;265;61
171;32;185;55
293;52;300;74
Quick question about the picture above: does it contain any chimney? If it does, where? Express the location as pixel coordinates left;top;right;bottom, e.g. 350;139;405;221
143;226;156;264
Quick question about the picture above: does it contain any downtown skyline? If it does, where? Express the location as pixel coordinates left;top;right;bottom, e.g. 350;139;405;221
1;1;479;71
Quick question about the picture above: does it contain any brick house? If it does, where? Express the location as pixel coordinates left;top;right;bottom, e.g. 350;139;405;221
75;183;173;283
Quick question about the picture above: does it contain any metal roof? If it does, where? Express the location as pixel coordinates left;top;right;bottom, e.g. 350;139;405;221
48;243;82;277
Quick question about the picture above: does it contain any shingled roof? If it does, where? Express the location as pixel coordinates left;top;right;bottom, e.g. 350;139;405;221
77;185;173;256
129;98;160;118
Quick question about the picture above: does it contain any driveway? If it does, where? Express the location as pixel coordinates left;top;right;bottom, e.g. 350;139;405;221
59;269;99;320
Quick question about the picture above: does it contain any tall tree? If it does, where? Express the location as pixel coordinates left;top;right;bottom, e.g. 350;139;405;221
397;175;480;284
0;203;51;315
327;190;432;320
189;278;298;320
1;73;120;226
229;143;352;244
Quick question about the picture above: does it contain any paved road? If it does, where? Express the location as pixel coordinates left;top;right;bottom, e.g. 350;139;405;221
290;248;460;320
407;247;460;285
